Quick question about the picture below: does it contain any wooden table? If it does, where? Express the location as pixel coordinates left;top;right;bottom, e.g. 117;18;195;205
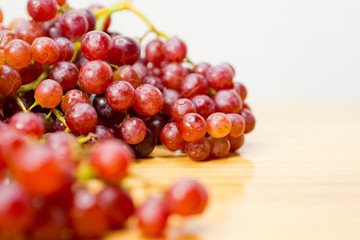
106;102;360;240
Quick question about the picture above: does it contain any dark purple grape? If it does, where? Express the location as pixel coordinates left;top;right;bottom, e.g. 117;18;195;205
131;128;156;158
108;36;140;66
92;94;116;120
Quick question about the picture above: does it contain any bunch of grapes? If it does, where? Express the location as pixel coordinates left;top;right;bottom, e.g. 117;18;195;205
0;0;255;238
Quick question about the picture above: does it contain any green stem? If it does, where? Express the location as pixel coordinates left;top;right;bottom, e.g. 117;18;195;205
77;133;97;145
45;110;52;120
27;101;39;112
15;96;27;112
17;71;48;93
52;108;70;131
70;41;81;63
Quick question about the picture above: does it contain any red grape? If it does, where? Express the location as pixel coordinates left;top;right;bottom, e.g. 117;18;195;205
119;117;146;145
233;82;247;101
113;65;142;89
109;36;140;66
208;136;230;158
56;0;66;6
35;79;63;109
133;84;164;116
61;89;89;113
60;10;89;39
214;89;243;113
206;112;232;138
27;0;57;22
178;113;207;142
170;98;197;122
162;88;181;115
0;126;26;165
161;62;185;90
94;125;114;142
227;113;245;138
79;60;113;94
9;112;44;138
184;138;211;161
191;95;215;119
206;64;234;90
180;73;208;98
133;62;148;79
44;20;63;39
32;37;60;65
142;76;164;91
193;62;211;77
220;62;235;76
50;61;79;89
19;64;41;85
15;20;46;44
229;134;245;152
145;39;164;66
0;65;22;96
105;81;134;111
239;109;256;134
243;102;251;110
0;30;16;50
55;37;75;62
4;39;32;69
65;103;97;135
81;31;111;60
160;122;185;151
162;37;187;63
78;9;96;31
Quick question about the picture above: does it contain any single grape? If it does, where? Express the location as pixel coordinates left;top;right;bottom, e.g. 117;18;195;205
206;64;234;90
108;36;140;66
214;89;243;113
137;197;169;238
161;62;185;90
70;188;110;238
243;102;251;110
65;103;97;135
143;76;164;91
44;20;63;39
191;95;215;119
32;37;60;65
15;20;46;44
180;73;208;98
132;128;156;158
94;125;114;142
19;64;41;85
160;122;186;151
165;179;208;216
50;61;79;89
8;112;44;138
98;186;134;228
0;30;16;50
113;65;142;89
61;89;89;113
91;94;116;120
35;79;63;109
4;39;32;69
227;113;245;138
239;109;256;134
233;82;248;101
162;37;187;63
60;10;89;39
119;117;146;145
78;9;96;31
145;39;164;66
105;81;134;112
81;31;111;60
206;112;232;138
178;113;207;142
27;0;57;22
184;137;211;161
133;84;164;116
90;139;133;182
220;62;235;76
170;98;197;122
161;88;181;115
193;62;211;77
208;136;230;158
147;115;168;144
0;65;22;96
79;60;113;94
55;37;74;62
229;134;245;152
54;118;66;132
133;62;148;79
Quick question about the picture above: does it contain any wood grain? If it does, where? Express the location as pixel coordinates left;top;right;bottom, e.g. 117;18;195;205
105;102;360;240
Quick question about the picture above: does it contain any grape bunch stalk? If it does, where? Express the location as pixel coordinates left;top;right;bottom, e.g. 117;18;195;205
0;0;255;238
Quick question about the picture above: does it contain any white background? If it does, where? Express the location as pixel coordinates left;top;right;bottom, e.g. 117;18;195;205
1;0;359;102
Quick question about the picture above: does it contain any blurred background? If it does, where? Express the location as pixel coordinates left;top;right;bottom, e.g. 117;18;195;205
1;0;359;102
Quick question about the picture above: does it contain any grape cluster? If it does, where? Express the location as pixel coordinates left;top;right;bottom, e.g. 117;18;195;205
0;0;255;238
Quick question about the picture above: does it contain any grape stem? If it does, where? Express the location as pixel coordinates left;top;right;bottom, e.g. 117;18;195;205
77;133;98;144
44;110;52;120
70;41;81;63
27;101;39;112
15;96;27;112
52;108;70;132
17;71;48;93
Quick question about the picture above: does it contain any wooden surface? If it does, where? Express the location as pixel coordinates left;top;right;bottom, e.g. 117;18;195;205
106;102;360;240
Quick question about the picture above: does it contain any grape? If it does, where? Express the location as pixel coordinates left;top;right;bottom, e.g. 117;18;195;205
227;113;245;138
145;39;164;65
94;125;114;142
65;103;97;135
55;37;74;62
148;65;162;77
70;188;110;238
113;65;142;89
61;89;89;113
109;36;140;66
0;30;16;50
137;197;169;238
11;145;68;197
162;88;180;115
133;84;164;116
4;39;32;69
90;139;133;182
133;62;148;79
98;186;134;228
119;117;146;145
2;97;29;118
214;89;243;113
32;37;60;65
220;62;235;76
190;95;215;119
0;182;33;233
160;122;185;151
35;79;63;109
229;134;245;152
75;53;89;69
79;60;113;94
165;179;208;216
206;64;234;90
54;118;66;132
243;102;251;110
147;115;168;144
178;113;207;142
180;73;208;98
161;62;185;90
60;10;89;39
170;98;197;122
0;65;22;96
143;76;164;91
15;20;46;44
193;62;211;77
81;31;112;60
206;112;232;138
239;109;256;134
91;94;116;120
208;136;230;158
162;37;187;63
44;20;63;39
105;81;134;112
132;128;156;158
56;0;66;6
19;64;41;85
233;82;247;101
79;9;96;31
184;138;210;161
27;0;57;22
8;112;45;138
0;126;26;165
50;61;79;89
